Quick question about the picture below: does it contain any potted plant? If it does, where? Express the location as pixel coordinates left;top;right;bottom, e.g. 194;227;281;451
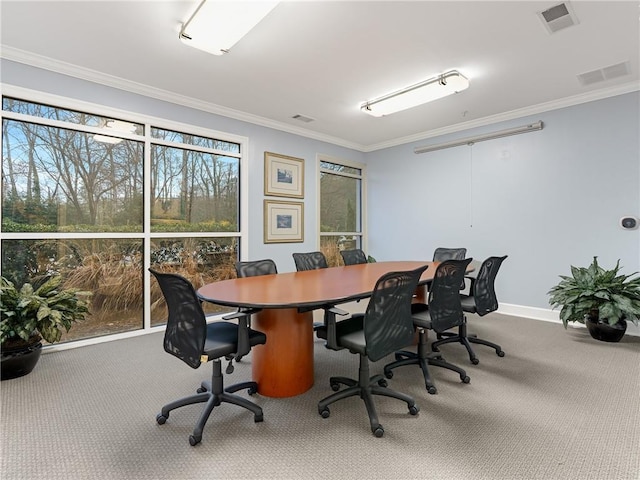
1;275;91;379
548;257;640;342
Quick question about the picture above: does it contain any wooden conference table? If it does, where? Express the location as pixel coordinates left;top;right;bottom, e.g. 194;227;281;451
197;261;445;398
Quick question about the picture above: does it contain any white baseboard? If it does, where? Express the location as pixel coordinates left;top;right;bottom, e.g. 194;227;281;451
497;303;640;337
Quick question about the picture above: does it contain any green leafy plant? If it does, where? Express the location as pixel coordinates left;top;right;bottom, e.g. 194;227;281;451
548;257;640;328
0;276;92;345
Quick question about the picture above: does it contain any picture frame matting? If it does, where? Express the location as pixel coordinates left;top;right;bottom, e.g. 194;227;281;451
264;200;304;243
264;152;304;198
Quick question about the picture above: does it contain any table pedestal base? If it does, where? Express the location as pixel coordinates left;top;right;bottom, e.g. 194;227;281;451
252;308;314;398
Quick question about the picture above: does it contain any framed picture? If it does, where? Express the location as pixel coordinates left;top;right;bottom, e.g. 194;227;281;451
264;152;304;198
264;200;304;243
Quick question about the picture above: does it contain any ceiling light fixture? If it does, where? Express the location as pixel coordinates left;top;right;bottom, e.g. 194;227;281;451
361;70;469;117
179;0;279;56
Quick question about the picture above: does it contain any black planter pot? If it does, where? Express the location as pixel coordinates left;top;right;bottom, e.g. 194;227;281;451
585;316;627;343
1;340;43;380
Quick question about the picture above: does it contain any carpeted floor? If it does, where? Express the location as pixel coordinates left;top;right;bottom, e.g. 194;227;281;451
1;313;639;480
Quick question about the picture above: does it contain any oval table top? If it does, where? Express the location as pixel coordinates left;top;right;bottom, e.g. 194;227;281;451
197;261;439;309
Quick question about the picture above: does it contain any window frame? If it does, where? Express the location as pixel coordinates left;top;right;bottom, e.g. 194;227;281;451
316;153;367;255
0;85;249;351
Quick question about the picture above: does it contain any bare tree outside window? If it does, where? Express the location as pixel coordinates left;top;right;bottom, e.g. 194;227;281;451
1;97;242;343
319;159;365;266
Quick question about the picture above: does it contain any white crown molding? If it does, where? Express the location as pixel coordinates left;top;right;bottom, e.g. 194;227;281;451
2;46;638;154
0;46;366;152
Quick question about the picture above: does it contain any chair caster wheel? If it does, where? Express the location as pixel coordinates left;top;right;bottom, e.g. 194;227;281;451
320;408;330;418
248;385;258;395
462;375;471;384
427;385;437;395
156;414;167;425
497;350;505;357
378;378;388;388
408;405;419;415
254;413;264;423
189;434;201;446
372;426;384;438
432;346;440;352
471;358;479;365
196;387;206;393
384;370;393;379
330;382;340;392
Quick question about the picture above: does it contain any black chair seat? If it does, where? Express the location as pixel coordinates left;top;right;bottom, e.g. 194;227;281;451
315;313;363;342
203;322;267;359
460;296;475;311
409;303;432;329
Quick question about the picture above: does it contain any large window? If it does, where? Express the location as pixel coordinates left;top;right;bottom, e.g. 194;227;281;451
318;155;365;266
1;92;245;344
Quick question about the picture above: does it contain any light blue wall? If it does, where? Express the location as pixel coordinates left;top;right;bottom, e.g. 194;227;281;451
0;59;365;272
2;59;639;314
366;92;640;310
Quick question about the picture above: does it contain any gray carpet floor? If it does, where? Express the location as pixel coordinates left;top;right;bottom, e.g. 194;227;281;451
1;313;639;480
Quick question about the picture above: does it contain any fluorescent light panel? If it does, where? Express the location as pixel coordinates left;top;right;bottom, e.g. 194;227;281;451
414;121;544;154
180;0;279;55
362;70;469;117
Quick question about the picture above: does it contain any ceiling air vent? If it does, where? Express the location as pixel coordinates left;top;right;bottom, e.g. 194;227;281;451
291;114;315;123
577;61;630;86
537;2;579;34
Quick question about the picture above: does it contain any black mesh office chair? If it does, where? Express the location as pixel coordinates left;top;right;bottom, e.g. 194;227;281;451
149;269;266;446
233;259;277;356
433;247;467;262
433;247;468;290
432;255;508;364
383;259;472;394
235;259;278;278
292;252;337;331
293;251;328;271
317;265;427;437
340;248;368;266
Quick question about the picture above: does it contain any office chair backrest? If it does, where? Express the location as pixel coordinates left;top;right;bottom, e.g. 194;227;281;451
433;247;467;262
235;259;278;278
428;258;472;333
293;251;328;271
472;255;508;316
149;269;206;369
364;265;429;362
340;248;368;266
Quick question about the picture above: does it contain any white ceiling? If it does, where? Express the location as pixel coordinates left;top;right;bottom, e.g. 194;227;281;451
1;1;638;151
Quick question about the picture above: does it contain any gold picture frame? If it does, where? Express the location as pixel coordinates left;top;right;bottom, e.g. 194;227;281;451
264;200;304;243
264;152;304;198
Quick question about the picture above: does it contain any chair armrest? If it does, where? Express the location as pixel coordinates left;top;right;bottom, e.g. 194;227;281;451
464;276;477;295
223;308;261;358
222;308;261;320
323;306;349;351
